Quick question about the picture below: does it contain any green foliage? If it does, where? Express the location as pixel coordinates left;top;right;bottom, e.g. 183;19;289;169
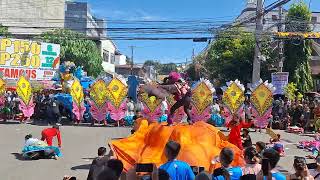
284;2;313;93
39;29;103;77
0;24;11;37
143;60;177;75
204;28;275;85
284;82;303;101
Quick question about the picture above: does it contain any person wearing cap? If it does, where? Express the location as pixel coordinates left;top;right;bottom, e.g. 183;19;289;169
41;125;62;147
160;140;194;180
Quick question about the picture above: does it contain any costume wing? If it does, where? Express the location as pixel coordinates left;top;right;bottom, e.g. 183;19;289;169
191;106;211;122
70;78;84;107
72;101;86;120
222;80;245;115
250;80;275;128
191;79;215;122
108;101;126;121
105;77;128;121
16;76;32;105
18;98;35;118
89;100;108;122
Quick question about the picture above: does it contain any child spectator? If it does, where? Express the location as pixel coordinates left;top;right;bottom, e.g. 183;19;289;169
260;148;286;180
288;156;314;179
213;147;243;180
241;129;252;148
160;140;195;180
242;147;261;176
255;141;266;158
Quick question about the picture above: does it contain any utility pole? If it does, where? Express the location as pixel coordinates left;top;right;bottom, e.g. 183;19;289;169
252;0;264;84
129;46;135;75
278;6;284;72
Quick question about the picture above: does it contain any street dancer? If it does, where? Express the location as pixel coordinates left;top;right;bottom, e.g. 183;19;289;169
142;72;193;125
41;125;62;147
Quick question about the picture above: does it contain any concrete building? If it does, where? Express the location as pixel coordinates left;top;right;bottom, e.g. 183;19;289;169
99;40;116;73
0;0;65;36
65;1;118;74
115;52;127;66
64;1;105;38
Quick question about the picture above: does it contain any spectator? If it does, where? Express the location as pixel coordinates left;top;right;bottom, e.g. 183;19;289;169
292;104;303;127
41;125;62;147
158;169;171;180
87;147;110;180
309;155;320;179
213;147;242;180
261;148;286;180
255;141;266;158
241;129;252;148
51;97;61;125
160;140;195;180
242;147;261;175
96;167;118;180
107;159;123;178
288;156;313;179
196;172;212;180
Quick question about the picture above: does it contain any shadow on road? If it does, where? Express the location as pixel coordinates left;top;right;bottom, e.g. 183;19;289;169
71;164;91;170
0;121;20;125
11;153;32;161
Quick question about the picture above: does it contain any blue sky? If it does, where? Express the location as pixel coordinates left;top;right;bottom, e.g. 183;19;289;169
78;0;320;64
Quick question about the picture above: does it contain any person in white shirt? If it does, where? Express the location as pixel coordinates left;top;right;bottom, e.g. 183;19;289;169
24;134;41;147
159;97;169;123
126;97;135;117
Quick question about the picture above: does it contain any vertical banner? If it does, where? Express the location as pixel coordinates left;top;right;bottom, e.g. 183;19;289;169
271;72;289;95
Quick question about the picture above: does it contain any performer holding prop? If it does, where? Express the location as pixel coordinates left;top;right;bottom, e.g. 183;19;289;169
142;72;193;125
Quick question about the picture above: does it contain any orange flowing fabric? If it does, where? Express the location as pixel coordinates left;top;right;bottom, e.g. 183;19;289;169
110;120;244;172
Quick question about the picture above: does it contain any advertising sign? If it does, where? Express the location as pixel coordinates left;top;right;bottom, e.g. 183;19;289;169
271;72;289;95
0;38;60;80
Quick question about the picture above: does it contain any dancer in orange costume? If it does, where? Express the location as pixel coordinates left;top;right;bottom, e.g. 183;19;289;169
228;114;252;150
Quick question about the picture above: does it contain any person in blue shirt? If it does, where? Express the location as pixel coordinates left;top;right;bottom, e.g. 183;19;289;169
261;148;286;180
213;147;243;180
159;140;195;180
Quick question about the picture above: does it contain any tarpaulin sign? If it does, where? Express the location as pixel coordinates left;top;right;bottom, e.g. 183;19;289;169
0;38;60;80
271;72;289;95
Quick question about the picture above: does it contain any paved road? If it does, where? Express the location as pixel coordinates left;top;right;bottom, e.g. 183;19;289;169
0;122;315;180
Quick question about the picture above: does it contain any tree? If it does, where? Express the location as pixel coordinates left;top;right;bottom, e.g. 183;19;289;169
204;28;275;86
39;29;103;77
0;24;11;37
143;60;177;75
284;2;313;93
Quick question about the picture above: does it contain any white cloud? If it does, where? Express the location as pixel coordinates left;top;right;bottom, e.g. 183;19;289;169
103;9;163;21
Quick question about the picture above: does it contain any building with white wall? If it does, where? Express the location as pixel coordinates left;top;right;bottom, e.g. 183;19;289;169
115;53;127;65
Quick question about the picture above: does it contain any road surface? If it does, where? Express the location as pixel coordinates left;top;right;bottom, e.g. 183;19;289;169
0;122;315;180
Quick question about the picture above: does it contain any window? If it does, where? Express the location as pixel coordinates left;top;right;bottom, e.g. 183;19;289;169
272;15;278;21
103;50;109;62
110;53;115;64
312;17;317;23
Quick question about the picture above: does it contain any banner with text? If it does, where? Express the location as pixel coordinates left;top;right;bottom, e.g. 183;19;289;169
271;72;289;95
0;38;60;80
